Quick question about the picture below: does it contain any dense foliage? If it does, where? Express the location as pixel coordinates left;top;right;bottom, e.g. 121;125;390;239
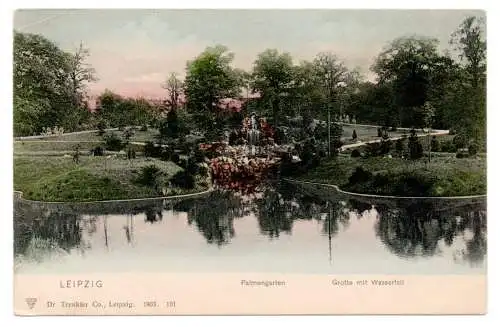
13;32;94;135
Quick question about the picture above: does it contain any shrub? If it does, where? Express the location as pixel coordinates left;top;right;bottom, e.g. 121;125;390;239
377;127;383;137
97;121;107;136
91;146;104;156
198;164;209;176
104;132;124;151
372;173;390;190
193;148;206;163
179;158;188;169
171;153;180;164
144;141;161;158
395;134;407;154
300;144;314;165
186;158;200;175
468;142;478;156
348;167;373;185
122;128;135;142
456;149;469;158
393;174;434;196
310;155;321;169
136;165;163;187
159;109;188;140
279;152;300;177
160;147;173;161
380;136;392;155
390;126;398;131
331;139;344;153
140;125;148;131
351;149;361;158
127;148;136;160
352;129;357;140
453;134;467;149
440;140;456;153
170;171;195;189
408;130;423;160
410;142;424;160
431;136;440;152
365;142;380;157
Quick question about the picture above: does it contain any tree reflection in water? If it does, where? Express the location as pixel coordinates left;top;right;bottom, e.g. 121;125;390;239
14;200;89;260
254;187;295;238
374;200;487;265
144;206;163;223
13;185;487;268
175;191;249;246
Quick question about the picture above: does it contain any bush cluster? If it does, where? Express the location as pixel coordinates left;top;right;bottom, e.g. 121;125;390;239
104;132;125;151
169;171;195;189
136;165;163;187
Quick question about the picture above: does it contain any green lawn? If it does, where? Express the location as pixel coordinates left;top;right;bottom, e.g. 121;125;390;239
37;131;104;142
14;141;103;153
23;128;160;143
296;154;486;196
14;141;145;154
14;156;209;201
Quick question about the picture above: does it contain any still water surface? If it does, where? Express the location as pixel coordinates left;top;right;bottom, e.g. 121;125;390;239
14;182;486;274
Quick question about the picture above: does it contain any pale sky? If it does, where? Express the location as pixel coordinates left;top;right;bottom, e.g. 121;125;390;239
14;9;485;98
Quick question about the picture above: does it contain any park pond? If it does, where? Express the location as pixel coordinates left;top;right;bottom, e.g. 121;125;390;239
14;181;486;275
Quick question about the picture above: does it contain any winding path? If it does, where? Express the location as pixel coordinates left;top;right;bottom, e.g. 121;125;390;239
14;125;450;156
339;129;449;152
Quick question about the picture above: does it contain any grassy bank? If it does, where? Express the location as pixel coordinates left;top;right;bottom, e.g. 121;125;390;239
14;156;209;202
296;154;486;197
21;128;161;142
14;141;144;154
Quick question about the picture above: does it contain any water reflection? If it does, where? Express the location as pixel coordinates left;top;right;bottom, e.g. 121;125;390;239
13;184;487;274
176;191;250;246
374;201;487;265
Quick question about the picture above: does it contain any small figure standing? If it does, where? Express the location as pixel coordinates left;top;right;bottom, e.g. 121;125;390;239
73;144;81;164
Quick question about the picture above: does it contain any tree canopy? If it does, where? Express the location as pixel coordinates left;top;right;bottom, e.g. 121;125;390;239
13;31;96;136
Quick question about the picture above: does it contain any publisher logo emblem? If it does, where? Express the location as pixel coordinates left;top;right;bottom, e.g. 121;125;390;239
25;298;37;310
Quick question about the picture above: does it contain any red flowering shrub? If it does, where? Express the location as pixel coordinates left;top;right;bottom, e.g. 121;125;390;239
259;119;275;139
199;142;227;159
209;156;279;194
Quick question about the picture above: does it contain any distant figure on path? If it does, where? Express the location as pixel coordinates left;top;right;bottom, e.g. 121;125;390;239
73;145;81;164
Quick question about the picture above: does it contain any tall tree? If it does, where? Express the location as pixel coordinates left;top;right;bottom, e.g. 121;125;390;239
161;72;183;112
66;42;97;130
251;49;295;127
425;54;462;129
68;42;97;108
450;16;486;144
14;31;72;135
293;60;325;119
184;45;241;138
313;52;350;118
371;36;442;128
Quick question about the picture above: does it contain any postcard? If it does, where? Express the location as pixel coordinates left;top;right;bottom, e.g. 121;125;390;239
13;8;487;315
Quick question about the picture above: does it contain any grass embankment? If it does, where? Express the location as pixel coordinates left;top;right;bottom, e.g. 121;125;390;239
297;154;486;197
14;156;209;202
14;129;161;154
14;141;103;153
21;129;161;142
14;141;144;154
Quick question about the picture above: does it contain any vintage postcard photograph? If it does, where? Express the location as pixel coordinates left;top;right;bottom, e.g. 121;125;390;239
12;8;487;315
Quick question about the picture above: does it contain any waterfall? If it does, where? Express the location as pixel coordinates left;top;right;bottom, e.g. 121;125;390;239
247;129;260;156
